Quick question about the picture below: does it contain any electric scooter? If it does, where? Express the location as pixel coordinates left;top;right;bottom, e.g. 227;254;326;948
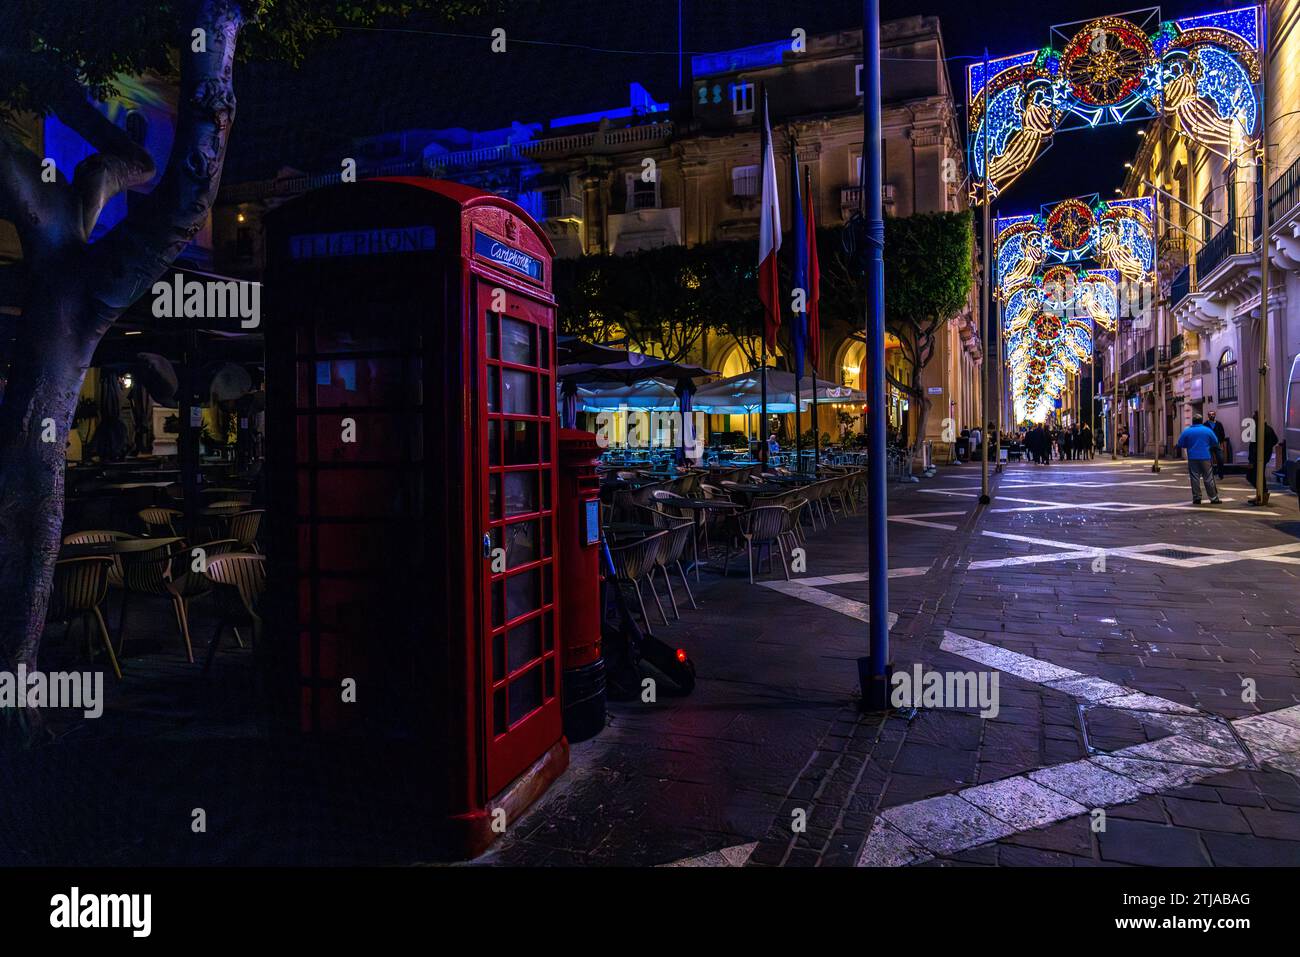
599;538;695;697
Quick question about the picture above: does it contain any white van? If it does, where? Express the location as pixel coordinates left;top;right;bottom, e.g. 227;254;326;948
1286;355;1300;493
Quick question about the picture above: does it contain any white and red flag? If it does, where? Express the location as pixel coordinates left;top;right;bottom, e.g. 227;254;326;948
758;89;782;351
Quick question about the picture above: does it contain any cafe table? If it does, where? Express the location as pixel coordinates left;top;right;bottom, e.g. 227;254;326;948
657;497;741;579
59;535;183;560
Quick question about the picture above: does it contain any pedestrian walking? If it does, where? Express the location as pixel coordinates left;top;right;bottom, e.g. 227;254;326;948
1207;410;1229;477
1080;423;1094;460
1176;414;1222;505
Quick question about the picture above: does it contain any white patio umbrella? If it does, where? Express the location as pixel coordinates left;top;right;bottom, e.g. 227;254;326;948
693;369;864;414
572;377;681;411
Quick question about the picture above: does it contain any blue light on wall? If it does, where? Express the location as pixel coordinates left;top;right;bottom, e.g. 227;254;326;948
691;39;790;79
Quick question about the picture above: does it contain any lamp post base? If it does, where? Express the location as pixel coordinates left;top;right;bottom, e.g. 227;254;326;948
858;659;894;712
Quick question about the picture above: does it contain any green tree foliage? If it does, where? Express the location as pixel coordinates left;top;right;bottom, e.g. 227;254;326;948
0;1;497;121
556;212;975;374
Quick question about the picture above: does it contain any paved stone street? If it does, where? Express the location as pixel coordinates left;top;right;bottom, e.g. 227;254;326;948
480;457;1300;867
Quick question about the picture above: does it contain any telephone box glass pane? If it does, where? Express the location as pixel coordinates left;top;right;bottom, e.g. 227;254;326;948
494;519;539;568
501;369;536;415
507;616;541;673
500;316;536;366
504;421;538;464
505;569;539;622
503;472;538;515
509;666;543;724
485;312;500;359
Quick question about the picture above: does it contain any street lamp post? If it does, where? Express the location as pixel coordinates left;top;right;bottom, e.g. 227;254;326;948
1253;14;1272;506
979;48;992;505
859;0;892;711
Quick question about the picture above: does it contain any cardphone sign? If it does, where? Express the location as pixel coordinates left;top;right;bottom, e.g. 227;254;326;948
474;229;543;282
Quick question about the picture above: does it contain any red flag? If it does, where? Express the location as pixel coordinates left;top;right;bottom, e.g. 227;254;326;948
758;92;782;351
805;171;821;366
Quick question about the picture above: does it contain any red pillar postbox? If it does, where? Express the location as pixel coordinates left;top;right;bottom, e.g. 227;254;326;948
264;178;567;858
556;429;605;741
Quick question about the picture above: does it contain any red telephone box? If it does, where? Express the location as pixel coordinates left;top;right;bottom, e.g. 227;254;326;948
264;178;567;856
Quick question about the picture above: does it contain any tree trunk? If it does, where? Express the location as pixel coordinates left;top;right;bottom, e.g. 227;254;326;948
0;1;242;746
0;268;100;738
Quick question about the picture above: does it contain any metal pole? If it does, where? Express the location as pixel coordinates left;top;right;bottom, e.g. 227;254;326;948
1151;134;1164;472
1112;323;1121;459
809;166;821;471
979;48;992;504
1089;349;1096;454
759;86;770;468
792;140;803;474
1253;8;1272;506
859;0;892;711
760;339;768;466
995;262;1004;473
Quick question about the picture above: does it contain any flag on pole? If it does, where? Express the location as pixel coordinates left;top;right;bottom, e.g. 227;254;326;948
790;140;808;379
805;168;821;368
758;89;782;351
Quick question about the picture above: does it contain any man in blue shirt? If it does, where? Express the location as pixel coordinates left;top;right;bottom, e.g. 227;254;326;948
1176;414;1222;505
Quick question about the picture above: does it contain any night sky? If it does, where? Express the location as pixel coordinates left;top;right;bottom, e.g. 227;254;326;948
225;0;1230;216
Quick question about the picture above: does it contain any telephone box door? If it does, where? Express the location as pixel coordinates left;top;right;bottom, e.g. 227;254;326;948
475;278;562;798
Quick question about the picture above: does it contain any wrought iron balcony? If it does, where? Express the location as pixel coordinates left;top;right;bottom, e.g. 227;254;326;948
1170;263;1191;307
1271;153;1300;224
1195;216;1248;282
1120;345;1170;381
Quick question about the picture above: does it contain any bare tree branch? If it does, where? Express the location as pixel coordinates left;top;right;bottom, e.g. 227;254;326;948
0;61;77;256
87;0;244;328
45;71;156;238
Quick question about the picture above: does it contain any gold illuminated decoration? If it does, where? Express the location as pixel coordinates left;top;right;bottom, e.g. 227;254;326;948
968;6;1262;204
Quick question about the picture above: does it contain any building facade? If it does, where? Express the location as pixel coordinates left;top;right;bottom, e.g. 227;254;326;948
1114;0;1299;478
215;16;984;457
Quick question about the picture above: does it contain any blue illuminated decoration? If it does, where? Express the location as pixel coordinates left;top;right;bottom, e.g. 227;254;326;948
552;82;669;128
691;39;790;79
968;5;1262;203
475;230;543;281
1176;8;1260;48
968;50;1039;102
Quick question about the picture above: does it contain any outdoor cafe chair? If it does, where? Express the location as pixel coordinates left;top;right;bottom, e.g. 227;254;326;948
61;530;138;590
46;556;122;680
781;498;810;555
138;506;183;537
639;507;697;616
826;475;854;518
226;509;266;553
201;553;267;674
119;538;236;664
605;529;669;636
800;481;827;531
723;504;791;584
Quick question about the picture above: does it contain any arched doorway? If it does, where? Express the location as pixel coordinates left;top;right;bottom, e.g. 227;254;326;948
834;332;911;444
709;338;782;441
